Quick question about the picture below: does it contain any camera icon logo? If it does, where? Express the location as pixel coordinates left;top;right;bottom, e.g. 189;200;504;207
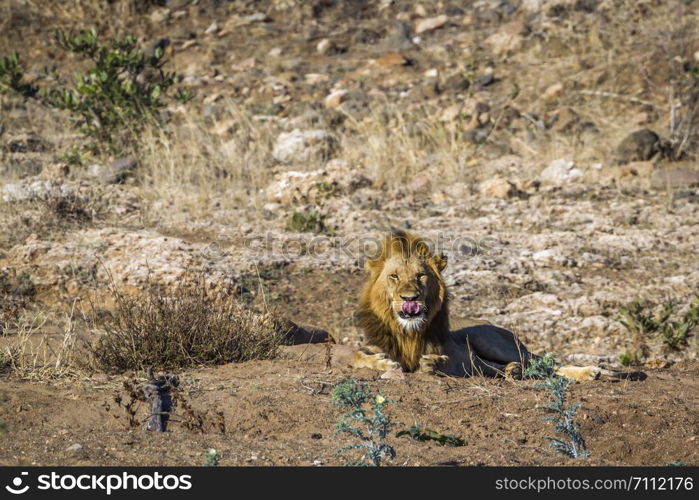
5;472;30;495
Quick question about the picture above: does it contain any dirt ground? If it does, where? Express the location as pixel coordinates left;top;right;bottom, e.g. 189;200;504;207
1;344;697;466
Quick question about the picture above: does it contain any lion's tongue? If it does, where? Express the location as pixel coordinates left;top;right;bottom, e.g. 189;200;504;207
401;301;421;315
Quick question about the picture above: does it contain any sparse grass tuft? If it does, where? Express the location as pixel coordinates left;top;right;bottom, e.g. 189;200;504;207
332;378;397;466
89;276;284;373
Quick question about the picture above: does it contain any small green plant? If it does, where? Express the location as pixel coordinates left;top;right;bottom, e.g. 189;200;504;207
0;421;8;434
332;378;397;466
536;377;589;459
396;425;465;447
203;448;220;466
288;207;330;233
0;52;38;98
0;29;190;151
523;352;557;379
618;297;698;365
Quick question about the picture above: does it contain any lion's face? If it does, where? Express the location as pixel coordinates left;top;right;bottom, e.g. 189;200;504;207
381;256;435;332
369;248;447;335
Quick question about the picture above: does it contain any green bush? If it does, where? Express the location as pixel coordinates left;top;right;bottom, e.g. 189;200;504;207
0;29;192;151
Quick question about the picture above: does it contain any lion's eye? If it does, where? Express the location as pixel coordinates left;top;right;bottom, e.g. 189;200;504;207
416;273;426;281
389;274;399;281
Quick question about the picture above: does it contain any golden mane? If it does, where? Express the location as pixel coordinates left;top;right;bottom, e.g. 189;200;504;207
357;230;449;371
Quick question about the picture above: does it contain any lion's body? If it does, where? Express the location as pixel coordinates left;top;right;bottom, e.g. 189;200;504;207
353;231;608;381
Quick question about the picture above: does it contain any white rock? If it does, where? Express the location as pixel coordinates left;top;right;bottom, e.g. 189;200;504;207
204;21;219;35
2;180;73;203
272;129;336;164
540;158;583;185
414;15;449;34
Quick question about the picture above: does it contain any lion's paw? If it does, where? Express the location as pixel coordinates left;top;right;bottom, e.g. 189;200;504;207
418;354;449;374
504;361;523;380
352;350;401;371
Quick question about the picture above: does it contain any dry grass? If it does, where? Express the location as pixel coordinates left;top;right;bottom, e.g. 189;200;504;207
89;275;285;373
0;309;82;380
338;105;468;190
136;103;280;222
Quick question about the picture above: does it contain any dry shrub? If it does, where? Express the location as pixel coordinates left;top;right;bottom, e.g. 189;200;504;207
90;277;285;373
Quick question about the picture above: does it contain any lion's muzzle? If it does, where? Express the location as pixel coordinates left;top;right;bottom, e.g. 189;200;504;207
400;300;422;317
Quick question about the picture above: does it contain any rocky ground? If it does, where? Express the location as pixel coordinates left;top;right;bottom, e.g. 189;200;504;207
0;0;698;466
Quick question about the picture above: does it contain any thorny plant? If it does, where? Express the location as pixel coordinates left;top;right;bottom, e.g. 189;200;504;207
331;378;397;466
523;352;557;380
536;377;589;459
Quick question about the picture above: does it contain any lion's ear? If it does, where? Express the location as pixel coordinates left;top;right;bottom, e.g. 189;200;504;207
431;254;448;273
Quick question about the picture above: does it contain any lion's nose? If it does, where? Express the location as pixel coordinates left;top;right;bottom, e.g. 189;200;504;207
400;293;419;301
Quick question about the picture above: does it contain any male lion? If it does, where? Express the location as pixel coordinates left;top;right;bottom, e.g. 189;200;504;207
352;230;610;381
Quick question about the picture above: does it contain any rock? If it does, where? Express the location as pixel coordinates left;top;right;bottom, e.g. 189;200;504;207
440;103;463;122
316;38;335;55
90;157;139;185
204;21;219;35
381;21;416;51
479;177;518;199
650;166;699;189
540;158;583;185
266;160;370;204
548;106;579;132
408;172;432;195
615;129;663;164
414;15;449;34
474;72;495;88
443;73;470;93
149;8;170;23
484;20;526;56
418;79;441;99
305;73;329;85
376;52;409;67
324;89;348;108
272;129;337;164
543;82;564;100
2;180;73;203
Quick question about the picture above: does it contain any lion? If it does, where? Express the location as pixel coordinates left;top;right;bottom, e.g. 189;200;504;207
352;230;617;381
